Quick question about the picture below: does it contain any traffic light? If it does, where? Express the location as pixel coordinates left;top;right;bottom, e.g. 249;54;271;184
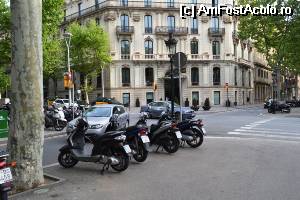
64;72;73;89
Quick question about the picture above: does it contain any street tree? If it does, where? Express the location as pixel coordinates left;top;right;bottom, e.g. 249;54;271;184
238;0;300;98
68;22;111;104
0;0;11;95
8;0;44;192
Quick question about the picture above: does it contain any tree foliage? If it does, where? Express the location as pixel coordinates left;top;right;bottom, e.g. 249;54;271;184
68;21;111;103
238;0;300;71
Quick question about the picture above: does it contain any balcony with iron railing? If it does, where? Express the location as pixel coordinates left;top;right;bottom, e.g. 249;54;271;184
155;26;188;36
190;28;198;34
238;58;252;68
145;27;153;34
208;28;225;37
63;1;234;23
213;55;221;60
116;26;134;35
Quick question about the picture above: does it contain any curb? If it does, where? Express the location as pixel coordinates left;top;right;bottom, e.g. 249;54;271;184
9;173;65;199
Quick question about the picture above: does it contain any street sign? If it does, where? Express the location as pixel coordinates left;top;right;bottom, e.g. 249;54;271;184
173;52;187;69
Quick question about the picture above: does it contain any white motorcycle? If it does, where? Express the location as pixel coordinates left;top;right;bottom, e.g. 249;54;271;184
45;107;67;131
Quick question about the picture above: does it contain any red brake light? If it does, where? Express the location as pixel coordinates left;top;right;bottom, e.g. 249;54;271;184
171;123;177;129
7;161;16;168
0;161;6;168
138;128;147;136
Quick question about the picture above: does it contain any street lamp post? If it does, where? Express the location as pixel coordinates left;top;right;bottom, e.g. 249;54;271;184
64;32;74;118
165;33;177;118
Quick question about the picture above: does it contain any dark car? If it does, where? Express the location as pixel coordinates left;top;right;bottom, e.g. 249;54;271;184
91;97;123;106
286;99;300;107
268;100;291;113
140;101;195;120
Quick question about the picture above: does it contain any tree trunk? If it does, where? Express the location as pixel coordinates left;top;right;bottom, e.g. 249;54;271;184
84;76;89;104
8;0;44;192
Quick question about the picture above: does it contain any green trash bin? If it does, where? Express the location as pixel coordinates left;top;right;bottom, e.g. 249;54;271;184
0;110;8;138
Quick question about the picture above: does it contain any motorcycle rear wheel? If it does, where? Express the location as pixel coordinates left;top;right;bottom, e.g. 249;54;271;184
132;140;148;162
163;133;179;153
58;151;78;168
186;129;204;148
110;147;129;172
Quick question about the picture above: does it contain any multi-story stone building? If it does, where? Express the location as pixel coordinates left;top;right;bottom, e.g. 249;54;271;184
52;0;256;107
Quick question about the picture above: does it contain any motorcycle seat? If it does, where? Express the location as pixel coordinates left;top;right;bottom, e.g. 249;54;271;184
150;124;160;133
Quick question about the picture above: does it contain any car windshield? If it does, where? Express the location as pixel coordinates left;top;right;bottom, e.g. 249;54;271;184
152;102;165;107
83;107;111;117
62;100;69;103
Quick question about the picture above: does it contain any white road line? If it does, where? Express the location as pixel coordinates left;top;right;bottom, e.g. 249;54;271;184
43;162;59;168
227;131;300;140
233;129;300;135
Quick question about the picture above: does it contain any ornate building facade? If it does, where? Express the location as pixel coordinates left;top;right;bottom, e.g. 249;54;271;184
52;0;256;107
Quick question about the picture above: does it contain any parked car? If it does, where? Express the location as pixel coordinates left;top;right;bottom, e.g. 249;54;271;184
53;99;78;109
140;101;195;120
268;100;291;113
286;99;300;107
66;104;129;136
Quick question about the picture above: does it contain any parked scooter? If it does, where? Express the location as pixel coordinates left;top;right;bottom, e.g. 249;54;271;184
0;151;16;200
58;118;131;173
44;106;67;131
63;106;82;122
158;113;206;148
136;113;181;153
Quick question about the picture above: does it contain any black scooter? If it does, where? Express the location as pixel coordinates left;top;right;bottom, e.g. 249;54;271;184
58;118;131;173
137;113;181;153
159;113;206;148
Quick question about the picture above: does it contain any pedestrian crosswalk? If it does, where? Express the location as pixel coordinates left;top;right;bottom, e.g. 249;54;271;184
227;118;300;140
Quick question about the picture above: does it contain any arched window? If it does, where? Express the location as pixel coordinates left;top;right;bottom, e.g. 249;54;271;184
213;67;220;85
122;68;130;86
121;40;130;59
145;39;153;58
191;67;199;85
120;14;129;31
145;67;154;86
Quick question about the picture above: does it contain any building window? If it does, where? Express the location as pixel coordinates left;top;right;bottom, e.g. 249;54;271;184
121;40;130;59
235;91;237;103
248;71;251;87
167;0;175;7
144;15;152;33
191;67;199;85
145;39;153;58
190;40;198;54
122;68;130;86
191;18;198;34
234;67;237;86
211;16;219;30
95;17;100;25
121;14;129;31
123;93;130;107
146;92;154;104
78;3;82;16
233;43;237;56
120;0;128;6
212;41;220;59
248;49;252;61
212;0;218;7
241;46;244;59
144;0;152;7
64;9;66;21
242;69;245;86
97;73;102;88
213;67;220;85
167;16;175;32
257;69;260;77
214;91;221;105
95;0;99;8
192;91;199;106
191;0;197;4
145;67;154;86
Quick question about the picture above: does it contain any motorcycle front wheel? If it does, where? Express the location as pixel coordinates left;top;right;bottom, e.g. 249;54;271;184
54;120;66;131
110;147;129;172
132;140;148;162
186;129;204;148
162;133;179;153
58;150;78;168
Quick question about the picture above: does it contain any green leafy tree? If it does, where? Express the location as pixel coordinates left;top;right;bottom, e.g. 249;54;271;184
0;0;11;95
68;22;111;104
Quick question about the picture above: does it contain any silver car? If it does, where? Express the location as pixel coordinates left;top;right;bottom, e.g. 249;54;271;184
66;104;129;136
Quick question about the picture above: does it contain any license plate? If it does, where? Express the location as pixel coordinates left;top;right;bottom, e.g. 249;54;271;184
123;145;132;154
0;168;12;184
175;131;182;139
141;136;150;143
202;128;207;134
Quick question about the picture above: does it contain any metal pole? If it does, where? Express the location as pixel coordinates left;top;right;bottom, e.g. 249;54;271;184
72;74;75;119
170;57;174;119
65;39;72;109
178;54;183;122
102;67;105;97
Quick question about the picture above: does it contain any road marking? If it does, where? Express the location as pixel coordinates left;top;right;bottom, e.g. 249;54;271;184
43;162;59;168
233;128;300;135
228;131;300;140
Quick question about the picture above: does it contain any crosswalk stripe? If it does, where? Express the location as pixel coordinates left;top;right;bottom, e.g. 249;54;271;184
227;131;300;140
233;128;300;135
